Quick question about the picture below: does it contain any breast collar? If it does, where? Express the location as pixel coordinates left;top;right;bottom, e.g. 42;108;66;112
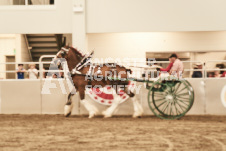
70;54;96;76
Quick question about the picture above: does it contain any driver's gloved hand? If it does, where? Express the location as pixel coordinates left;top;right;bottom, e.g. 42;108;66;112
156;68;161;71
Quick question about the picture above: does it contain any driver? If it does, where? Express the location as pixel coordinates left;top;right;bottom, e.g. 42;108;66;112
169;53;184;78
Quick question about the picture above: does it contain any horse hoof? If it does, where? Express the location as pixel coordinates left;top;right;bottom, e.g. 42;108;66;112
133;113;143;118
64;105;73;117
88;112;96;118
65;112;71;117
102;111;112;118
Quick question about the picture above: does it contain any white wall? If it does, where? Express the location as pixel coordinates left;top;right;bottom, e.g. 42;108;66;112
0;34;32;78
63;34;73;46
1;79;226;116
20;35;31;62
0;0;73;34
86;0;226;33
87;32;226;59
15;34;31;62
0;35;16;78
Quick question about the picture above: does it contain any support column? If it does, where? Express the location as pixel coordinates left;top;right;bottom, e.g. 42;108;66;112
72;0;87;52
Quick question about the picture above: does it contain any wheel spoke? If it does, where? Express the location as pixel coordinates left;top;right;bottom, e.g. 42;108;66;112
174;82;182;93
163;101;170;114
170;103;174;116
156;100;167;108
176;96;190;101
174;102;181;115
154;94;166;98
175;103;183;113
176;99;188;110
161;102;169;114
154;98;166;102
176;92;189;96
166;102;170;115
176;86;187;95
176;99;189;106
154;92;167;96
175;100;186;112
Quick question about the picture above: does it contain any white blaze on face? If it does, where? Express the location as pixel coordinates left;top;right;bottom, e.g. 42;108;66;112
221;85;226;108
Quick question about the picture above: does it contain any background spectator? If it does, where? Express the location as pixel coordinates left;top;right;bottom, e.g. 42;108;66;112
17;64;26;79
214;68;221;78
42;68;46;78
216;64;225;74
28;64;38;79
52;74;57;78
192;63;203;78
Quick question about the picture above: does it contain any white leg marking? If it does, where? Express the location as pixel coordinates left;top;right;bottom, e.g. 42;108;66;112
103;94;121;118
132;97;144;118
64;103;73;117
81;99;99;118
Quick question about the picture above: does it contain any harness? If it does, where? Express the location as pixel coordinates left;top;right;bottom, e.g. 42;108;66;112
58;48;126;84
71;51;94;75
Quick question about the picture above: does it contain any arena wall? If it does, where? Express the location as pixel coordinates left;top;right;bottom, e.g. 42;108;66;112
87;32;226;60
0;78;226;116
86;0;226;33
0;0;73;34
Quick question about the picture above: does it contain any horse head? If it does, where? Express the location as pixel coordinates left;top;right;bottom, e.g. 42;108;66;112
55;46;86;71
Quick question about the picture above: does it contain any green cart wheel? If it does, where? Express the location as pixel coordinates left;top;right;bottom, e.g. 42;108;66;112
147;77;194;120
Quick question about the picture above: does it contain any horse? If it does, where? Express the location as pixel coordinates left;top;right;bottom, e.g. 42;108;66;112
54;46;143;118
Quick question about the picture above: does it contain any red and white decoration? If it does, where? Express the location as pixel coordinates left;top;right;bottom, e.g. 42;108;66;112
86;81;135;106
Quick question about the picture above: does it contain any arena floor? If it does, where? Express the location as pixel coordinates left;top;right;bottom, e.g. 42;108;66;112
0;115;226;151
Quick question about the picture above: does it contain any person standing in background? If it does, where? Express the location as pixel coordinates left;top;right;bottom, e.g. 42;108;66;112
28;64;38;79
17;64;26;79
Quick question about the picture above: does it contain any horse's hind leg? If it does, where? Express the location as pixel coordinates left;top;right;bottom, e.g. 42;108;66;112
102;90;121;118
125;88;144;118
64;93;74;117
131;95;144;118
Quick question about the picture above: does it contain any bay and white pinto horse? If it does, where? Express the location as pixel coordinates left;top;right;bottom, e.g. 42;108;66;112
54;47;144;118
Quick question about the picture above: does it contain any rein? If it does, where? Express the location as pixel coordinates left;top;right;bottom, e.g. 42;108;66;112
56;47;130;82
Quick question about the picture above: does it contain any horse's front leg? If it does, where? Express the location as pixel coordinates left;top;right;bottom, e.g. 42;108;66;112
64;92;74;117
79;88;99;118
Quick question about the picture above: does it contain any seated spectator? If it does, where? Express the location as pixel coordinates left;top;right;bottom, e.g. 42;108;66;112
216;64;225;74
214;68;221;78
208;72;214;78
52;74;57;78
192;63;203;78
42;68;46;78
28;64;38;79
17;64;26;79
221;71;226;77
216;64;226;77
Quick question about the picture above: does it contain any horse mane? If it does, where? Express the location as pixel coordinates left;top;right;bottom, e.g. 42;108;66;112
68;46;85;57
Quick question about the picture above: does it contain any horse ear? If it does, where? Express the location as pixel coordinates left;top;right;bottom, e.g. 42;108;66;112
61;51;66;57
65;45;69;49
90;50;94;56
126;69;132;74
